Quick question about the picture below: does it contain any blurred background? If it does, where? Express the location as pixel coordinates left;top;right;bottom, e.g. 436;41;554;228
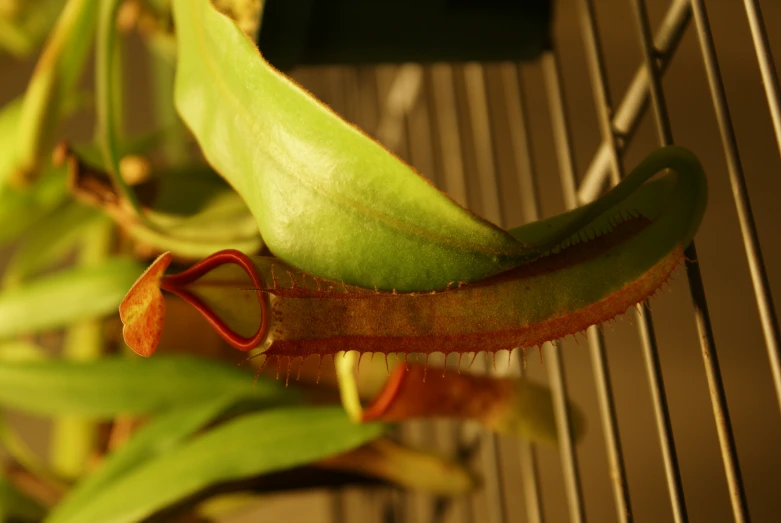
2;0;781;522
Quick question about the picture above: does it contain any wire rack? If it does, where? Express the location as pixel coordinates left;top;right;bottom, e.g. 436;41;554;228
255;1;781;522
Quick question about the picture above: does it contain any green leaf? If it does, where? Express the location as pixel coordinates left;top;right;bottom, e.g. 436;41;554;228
0;98;23;188
69;159;263;260
172;0;533;292
50;225;115;479
0;0;64;58
0;258;144;339
0;477;47;522
0;341;49;362
2;201;108;285
0;165;70;247
319;437;476;495
0;355;293;417
0;17;36;57
150;44;189;165
49;396;248;523
0;410;61;487
46;406;385;523
507;147;705;251
138;168;263;257
94;0;145;219
14;0;97;183
1;117;160;250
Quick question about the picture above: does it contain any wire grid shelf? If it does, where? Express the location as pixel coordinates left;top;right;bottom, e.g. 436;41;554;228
281;1;781;522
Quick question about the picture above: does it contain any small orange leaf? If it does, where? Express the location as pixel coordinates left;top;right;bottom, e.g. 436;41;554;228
119;252;173;356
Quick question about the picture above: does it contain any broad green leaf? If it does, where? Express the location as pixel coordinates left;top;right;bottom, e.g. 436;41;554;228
46;406;386;523
14;0;97;183
0;477;46;522
173;437;478;517
0;257;144;339
0;355;292;417
172;0;532;292
2;201;107;285
49;396;248;523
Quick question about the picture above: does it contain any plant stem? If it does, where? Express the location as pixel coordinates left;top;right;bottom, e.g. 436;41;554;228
96;0;149;224
49;220;113;479
335;351;363;422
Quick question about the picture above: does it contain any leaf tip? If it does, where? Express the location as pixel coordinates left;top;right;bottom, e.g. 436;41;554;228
119;252;173;357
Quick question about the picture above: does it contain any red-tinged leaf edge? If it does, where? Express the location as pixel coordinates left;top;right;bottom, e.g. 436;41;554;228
119;252;172;357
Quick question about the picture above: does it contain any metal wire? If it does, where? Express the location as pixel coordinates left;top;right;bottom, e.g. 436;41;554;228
379;63;438;523
546;340;587;523
689;4;781;423
429;63;508;523
462;62;510;523
742;0;781;159
540;52;587;523
578;0;691;203
732;0;781;416
627;1;691;521
577;0;623;184
690;1;781;520
621;140;729;523
500;63;545;523
538;2;760;521
336;65;388;523
573;2;642;521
